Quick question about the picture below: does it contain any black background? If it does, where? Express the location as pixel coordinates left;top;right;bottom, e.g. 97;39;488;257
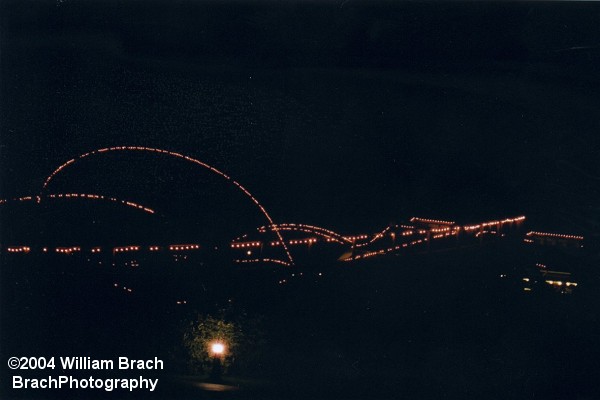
2;0;599;240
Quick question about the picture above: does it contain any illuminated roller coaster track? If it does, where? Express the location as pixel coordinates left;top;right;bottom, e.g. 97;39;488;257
0;193;155;214
232;216;527;265
41;146;294;265
346;215;526;262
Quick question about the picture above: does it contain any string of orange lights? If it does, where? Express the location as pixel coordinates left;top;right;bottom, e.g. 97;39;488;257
259;223;350;244
231;241;262;249
56;246;81;254
525;231;583;240
7;215;575;269
271;238;318;246
229;215;529;264
463;216;525;231
345;237;428;261
3;245;203;254
355;225;393;247
234;258;291;267
410;217;456;225
169;244;200;251
0;193;155;214
6;246;31;253
345;215;525;262
264;227;344;244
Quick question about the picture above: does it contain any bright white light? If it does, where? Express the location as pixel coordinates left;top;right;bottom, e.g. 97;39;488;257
211;343;225;355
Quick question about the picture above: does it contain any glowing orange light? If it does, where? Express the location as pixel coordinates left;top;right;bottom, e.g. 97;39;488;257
210;342;225;356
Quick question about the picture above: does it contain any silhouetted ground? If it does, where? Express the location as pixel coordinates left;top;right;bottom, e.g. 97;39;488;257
2;240;600;399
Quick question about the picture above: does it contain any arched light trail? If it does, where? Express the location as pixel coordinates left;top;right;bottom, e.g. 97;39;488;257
42;146;294;265
258;223;422;249
259;226;345;244
0;193;155;214
259;223;350;244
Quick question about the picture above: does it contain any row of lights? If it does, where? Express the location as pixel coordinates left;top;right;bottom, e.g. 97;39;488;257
250;216;521;258
262;223;349;242
234;258;291;267
7;246;30;253
114;246;140;253
43;157;76;188
0;193;154;215
47;193;154;214
344;234;369;241
545;280;578;287
289;238;317;245
260;225;347;244
3;213;525;259
4;244;202;254
410;217;456;225
269;238;319;246
355;226;391;247
1;214;534;263
350;238;426;261
526;231;584;240
347;215;524;262
231;242;261;248
56;247;81;254
0;195;39;204
463;215;525;231
169;244;200;251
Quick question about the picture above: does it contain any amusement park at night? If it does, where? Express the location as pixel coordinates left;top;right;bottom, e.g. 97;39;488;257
2;1;600;399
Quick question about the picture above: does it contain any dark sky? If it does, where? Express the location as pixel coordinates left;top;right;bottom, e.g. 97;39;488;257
1;0;600;241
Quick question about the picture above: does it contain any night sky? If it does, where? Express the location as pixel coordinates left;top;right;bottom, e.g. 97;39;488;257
2;0;600;243
3;4;600;399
